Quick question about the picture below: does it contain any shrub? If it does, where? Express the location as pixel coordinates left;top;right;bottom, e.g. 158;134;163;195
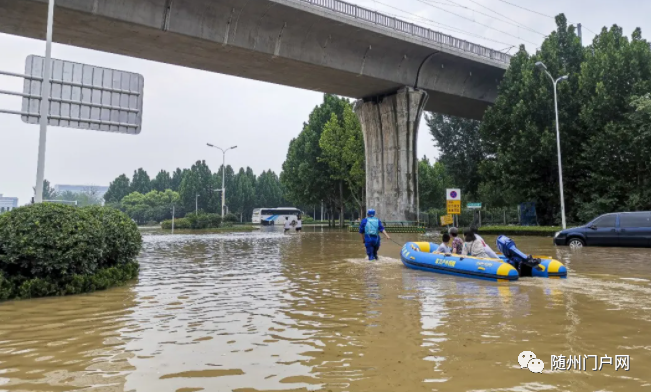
0;203;105;279
161;217;191;230
0;204;141;301
83;206;142;268
223;213;238;223
302;216;315;223
160;213;222;230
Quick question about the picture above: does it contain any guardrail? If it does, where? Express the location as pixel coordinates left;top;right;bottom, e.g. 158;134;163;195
294;0;512;64
349;220;424;227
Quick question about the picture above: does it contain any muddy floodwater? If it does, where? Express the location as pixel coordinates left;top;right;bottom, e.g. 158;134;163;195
1;227;651;392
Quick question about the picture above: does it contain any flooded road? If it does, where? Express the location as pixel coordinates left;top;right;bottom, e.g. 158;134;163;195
1;227;651;391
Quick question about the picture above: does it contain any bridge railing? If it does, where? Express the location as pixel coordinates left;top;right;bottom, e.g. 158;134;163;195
296;0;512;64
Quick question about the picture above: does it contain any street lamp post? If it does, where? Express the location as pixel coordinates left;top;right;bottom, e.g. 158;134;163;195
195;194;199;215
535;61;569;229
207;143;238;217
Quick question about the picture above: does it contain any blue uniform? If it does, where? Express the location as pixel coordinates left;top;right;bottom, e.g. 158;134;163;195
359;217;385;260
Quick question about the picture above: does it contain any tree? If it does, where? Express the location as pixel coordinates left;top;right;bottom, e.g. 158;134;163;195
179;160;219;214
171;168;186;192
119;190;180;223
281;94;351;226
120;192;148;224
427;114;484;199
256;170;285;208
319;104;365;225
418;157;452;210
478;14;651;223
104;174;131;204
479;14;586;223
231;168;256;221
574;27;651;220
151;170;172;192
130;168;152;195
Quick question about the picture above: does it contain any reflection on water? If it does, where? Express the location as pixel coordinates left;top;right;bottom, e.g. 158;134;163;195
1;228;650;391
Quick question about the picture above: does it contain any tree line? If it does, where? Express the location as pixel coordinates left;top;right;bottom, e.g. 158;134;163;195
429;14;651;224
103;163;285;224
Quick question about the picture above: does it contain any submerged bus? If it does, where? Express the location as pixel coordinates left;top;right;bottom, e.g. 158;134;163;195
252;207;302;225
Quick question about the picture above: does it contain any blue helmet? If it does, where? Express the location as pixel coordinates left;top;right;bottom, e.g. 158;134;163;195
367;209;376;217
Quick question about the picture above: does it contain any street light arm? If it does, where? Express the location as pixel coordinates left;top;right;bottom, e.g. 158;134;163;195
207;144;226;153
544;69;555;85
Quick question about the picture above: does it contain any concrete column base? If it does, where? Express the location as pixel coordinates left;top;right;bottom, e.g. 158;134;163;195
354;87;429;223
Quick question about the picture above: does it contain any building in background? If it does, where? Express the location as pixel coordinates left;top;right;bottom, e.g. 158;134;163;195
0;194;19;214
54;184;109;199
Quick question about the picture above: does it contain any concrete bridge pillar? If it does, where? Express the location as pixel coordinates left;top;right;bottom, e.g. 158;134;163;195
354;87;429;223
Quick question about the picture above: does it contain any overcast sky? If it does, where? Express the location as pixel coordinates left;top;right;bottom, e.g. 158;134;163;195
1;0;649;205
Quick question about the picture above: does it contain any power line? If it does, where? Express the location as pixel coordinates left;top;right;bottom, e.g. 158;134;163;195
413;0;540;46
451;0;548;36
368;0;520;47
493;0;555;19
443;0;600;43
582;25;599;36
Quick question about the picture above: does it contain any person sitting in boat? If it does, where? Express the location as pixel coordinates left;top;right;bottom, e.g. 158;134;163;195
359;209;391;261
449;227;464;254
471;227;499;259
437;233;452;253
462;231;489;258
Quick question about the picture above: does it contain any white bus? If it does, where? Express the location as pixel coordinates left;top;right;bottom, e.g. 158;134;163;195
252;207;303;225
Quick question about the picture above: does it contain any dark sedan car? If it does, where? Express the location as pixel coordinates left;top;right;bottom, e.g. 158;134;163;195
554;211;651;248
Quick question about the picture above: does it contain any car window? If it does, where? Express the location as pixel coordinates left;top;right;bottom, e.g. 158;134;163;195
593;214;617;228
620;212;651;228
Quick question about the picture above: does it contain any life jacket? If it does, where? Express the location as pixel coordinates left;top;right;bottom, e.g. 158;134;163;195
365;217;379;236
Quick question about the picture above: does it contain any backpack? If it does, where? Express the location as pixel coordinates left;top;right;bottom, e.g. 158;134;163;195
365;217;379;236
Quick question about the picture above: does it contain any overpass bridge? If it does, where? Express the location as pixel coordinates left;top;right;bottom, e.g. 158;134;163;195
0;0;513;221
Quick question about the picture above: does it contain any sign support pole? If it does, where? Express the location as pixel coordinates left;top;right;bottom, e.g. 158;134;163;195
34;0;55;203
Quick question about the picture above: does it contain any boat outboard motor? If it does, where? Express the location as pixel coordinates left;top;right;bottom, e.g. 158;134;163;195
496;235;542;276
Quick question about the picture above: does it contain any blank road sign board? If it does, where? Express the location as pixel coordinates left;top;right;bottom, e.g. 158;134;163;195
20;55;144;134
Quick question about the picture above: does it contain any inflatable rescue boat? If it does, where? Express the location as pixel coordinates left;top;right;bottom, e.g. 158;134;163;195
401;235;567;281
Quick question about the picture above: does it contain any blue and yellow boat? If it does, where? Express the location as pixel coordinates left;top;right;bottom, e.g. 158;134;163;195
401;236;567;282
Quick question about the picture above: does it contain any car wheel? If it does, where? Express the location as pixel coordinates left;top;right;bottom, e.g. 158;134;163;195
568;238;585;248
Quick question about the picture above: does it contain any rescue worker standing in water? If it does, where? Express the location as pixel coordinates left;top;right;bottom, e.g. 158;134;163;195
359;209;391;260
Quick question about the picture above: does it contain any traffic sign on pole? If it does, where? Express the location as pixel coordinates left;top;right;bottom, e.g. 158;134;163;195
446;188;461;201
447;200;461;215
20;55;145;134
440;214;454;226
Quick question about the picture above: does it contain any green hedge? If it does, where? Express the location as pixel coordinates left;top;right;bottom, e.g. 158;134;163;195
0;204;141;301
161;213;222;230
476;226;561;237
223;213;238;223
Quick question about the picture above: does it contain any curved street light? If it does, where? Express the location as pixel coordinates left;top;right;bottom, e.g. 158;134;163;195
535;61;569;229
207;143;238;217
